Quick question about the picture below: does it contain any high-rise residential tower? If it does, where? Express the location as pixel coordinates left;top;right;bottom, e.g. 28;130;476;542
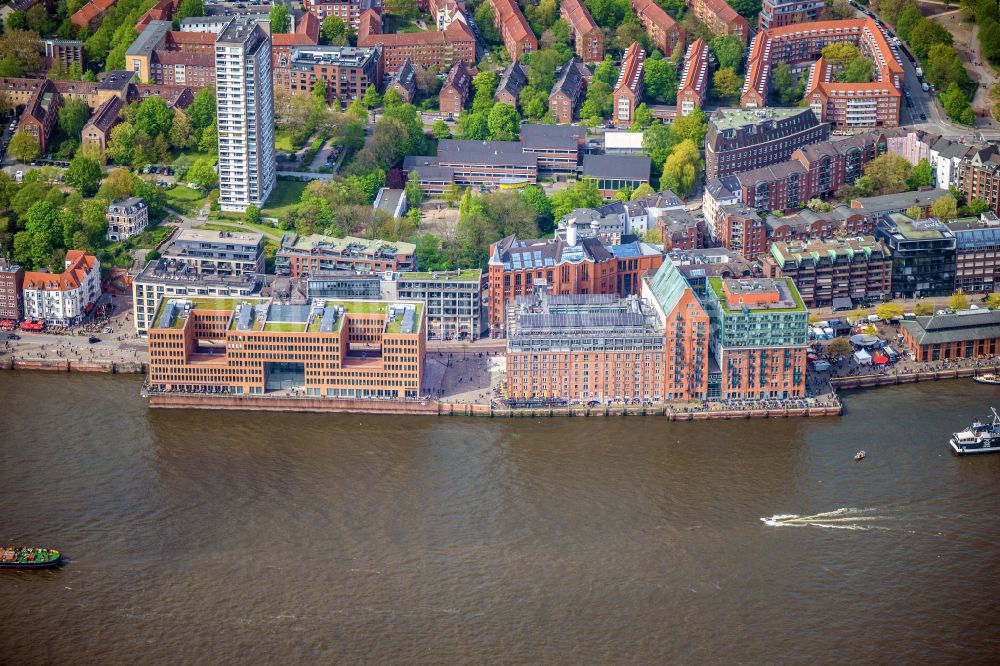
215;18;276;212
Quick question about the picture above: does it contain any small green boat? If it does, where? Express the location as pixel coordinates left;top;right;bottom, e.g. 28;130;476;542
0;547;62;569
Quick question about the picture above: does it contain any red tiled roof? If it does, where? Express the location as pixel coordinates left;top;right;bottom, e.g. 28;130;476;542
615;41;645;95
296;11;320;41
23;251;97;293
561;0;599;36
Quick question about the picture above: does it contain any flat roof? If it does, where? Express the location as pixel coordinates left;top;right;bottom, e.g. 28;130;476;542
709;107;809;132
175;228;264;244
581;154;651;180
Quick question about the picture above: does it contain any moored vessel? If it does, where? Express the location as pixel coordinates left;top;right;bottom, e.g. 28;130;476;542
973;373;1000;385
0;547;62;569
950;408;1000;454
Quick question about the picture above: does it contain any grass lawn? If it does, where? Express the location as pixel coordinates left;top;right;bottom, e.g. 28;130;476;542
383;15;429;33
128;223;175;250
263;322;307;332
195;219;283;239
274;128;304;153
262;180;307;219
172;151;215;172
165;186;209;215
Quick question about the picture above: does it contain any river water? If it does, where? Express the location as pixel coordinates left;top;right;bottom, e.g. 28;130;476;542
2;372;1000;664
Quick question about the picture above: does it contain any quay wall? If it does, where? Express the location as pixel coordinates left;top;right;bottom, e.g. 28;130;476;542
0;358;147;373
830;366;994;389
149;393;441;415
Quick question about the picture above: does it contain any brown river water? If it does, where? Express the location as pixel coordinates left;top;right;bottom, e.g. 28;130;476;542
2;371;1000;664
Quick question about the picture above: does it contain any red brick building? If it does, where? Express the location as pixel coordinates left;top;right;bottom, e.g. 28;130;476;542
358;14;475;72
17;80;61;153
548;59;589;124
632;0;684;57
677;37;710;117
901;310;1000;362
439;62;474;116
688;0;748;40
613;42;645;127
561;0;604;63
487;0;538;59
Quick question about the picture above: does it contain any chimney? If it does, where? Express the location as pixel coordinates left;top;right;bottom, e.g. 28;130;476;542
566;218;578;247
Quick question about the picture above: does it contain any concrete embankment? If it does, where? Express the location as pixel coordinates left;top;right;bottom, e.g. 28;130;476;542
831;366;996;390
0;358;147;373
148;393;441;415
442;403;842;419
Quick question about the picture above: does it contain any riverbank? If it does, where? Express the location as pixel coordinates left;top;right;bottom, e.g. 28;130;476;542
146;391;843;419
831;365;1000;389
0;357;147;373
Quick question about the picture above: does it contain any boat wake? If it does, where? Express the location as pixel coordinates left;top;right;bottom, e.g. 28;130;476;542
761;507;892;531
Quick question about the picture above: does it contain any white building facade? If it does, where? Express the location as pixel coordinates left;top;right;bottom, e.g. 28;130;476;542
22;251;101;326
215;17;276;212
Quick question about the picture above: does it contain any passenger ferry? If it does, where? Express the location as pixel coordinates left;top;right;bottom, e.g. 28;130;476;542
973;373;1000;385
950;408;1000;455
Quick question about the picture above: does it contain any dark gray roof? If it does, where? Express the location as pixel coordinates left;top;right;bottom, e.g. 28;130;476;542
550;60;588;101
734;160;808;188
851;189;950;213
495;61;527;100
581;154;650;181
390;59;416;94
126;20;170;57
437;139;537;167
901;309;1000;346
520;123;585;150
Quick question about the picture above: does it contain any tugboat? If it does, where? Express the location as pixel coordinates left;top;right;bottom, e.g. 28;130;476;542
973;373;1000;385
0;546;62;569
950;408;1000;455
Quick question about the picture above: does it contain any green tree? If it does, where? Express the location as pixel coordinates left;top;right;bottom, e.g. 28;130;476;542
14;201;61;270
170;111;196;150
245;205;261;225
474;3;500;44
895;2;923;42
313;79;330;107
630;183;655;199
711;67;742;101
580;80;613;120
670;108;708;148
913;301;935;316
643;57;677;103
948;288;970;310
907;158;935;190
835;57;875;83
549;179;603;219
432;119;452;139
941;83;974;125
472;70;499;115
821;42;861;65
384;0;418;18
383;87;403;108
521;184;553;232
58;97;90;138
455;111;489;140
632;103;653;129
135;97;174;140
188;88;217;132
710;35;744;72
643;122;672;175
188;159;218;190
875;302;905;320
487;104;521;141
65;156;102;196
931;193;958;220
827;337;854;359
593;55;618;87
363;85;382;109
321;15;347;45
8;131;39;163
905;204;924;219
771;62;803;104
269;4;291;33
862;153;912;196
176;0;205;22
662;139;702;197
404;171;425;208
7;11;28;31
909;19;952;60
985;293;1000;309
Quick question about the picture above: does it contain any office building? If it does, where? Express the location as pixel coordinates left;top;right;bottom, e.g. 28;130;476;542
487;225;663;336
742;19;903;128
163;229;265;276
147;296;425;399
947;214;1000;294
131;258;265;336
276;234;417;277
44;39;84;68
705;107;830;181
901;309;1000;362
876;213;956;298
307;269;484;340
505;261;710;403
403;139;539;193
106;197;149;242
762;236;891;308
22;251;101;326
758;0;824;29
657;209;705;250
561;0;604;63
703;277;808;400
305;0;379;30
0;259;25;322
955;146;1000;217
215;18;276;212
613;42;645;127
